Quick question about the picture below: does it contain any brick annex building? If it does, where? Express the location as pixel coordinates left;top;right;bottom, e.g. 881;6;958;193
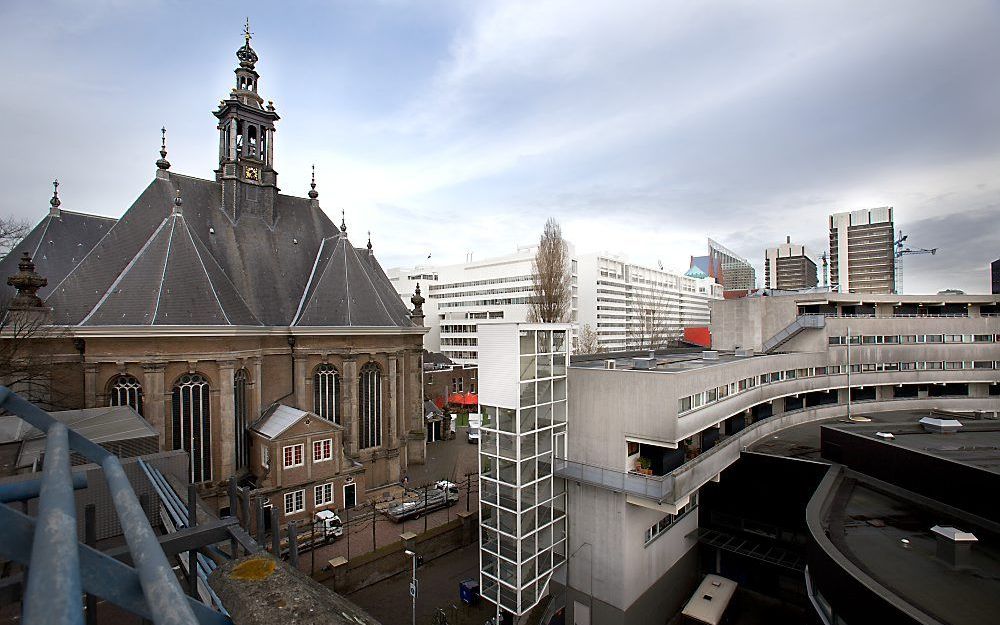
0;29;429;518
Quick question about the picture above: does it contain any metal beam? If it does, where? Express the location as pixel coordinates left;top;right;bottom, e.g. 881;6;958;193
0;504;230;625
0;472;88;503
103;517;241;565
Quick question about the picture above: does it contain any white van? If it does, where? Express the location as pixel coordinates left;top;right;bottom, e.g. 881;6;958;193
467;413;482;444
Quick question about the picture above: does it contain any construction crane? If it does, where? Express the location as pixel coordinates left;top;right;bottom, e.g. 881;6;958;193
894;230;937;294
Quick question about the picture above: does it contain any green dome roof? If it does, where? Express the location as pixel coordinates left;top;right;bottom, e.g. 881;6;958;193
685;266;708;279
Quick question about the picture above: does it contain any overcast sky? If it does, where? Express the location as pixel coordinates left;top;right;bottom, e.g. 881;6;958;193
2;0;998;294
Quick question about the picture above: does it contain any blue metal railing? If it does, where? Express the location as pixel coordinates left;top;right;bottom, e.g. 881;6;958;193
0;386;229;625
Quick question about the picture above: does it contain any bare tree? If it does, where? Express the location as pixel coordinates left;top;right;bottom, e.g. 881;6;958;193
0;215;30;258
625;287;673;351
576;323;601;354
0;252;72;410
528;218;571;323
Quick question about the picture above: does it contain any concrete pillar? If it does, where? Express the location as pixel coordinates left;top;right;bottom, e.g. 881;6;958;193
293;353;309;411
343;358;358;457
142;363;167;449
771;396;785;416
218;360;237;480
83;363;99;409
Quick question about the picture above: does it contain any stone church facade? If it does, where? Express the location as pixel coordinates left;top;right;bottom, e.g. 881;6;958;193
1;28;428;514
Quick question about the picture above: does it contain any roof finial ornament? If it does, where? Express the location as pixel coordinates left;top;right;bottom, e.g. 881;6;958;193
410;282;425;324
340;208;347;233
236;18;258;69
172;189;183;215
308;164;318;200
156;126;171;171
49;178;61;211
367;231;373;252
7;251;48;309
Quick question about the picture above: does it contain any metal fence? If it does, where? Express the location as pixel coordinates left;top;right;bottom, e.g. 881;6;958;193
0;386;230;625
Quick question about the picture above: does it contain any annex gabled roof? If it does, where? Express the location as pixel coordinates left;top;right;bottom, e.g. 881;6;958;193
293;234;414;327
250;403;338;440
40;174;416;328
0;209;116;303
79;210;261;326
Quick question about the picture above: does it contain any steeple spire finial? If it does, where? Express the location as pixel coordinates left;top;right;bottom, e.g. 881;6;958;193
156;126;171;171
308;164;318;200
340;208;347;233
49;179;61;216
237;18;258;69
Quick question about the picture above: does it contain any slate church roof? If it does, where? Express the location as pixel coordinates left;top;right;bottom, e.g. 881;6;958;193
0;207;117;302
25;174;414;328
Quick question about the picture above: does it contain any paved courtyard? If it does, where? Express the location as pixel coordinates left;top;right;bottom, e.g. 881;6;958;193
348;542;497;625
296;430;481;574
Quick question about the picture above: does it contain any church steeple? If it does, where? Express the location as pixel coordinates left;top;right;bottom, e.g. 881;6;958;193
214;20;280;223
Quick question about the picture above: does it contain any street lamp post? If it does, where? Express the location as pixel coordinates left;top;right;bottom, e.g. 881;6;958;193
405;549;418;625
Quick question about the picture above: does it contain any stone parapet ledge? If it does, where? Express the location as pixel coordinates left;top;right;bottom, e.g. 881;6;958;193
209;554;382;625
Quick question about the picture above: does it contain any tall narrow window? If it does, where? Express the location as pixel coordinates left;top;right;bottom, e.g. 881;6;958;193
234;369;249;471
109;374;143;416
172;374;212;483
313;364;340;424
359;363;382;449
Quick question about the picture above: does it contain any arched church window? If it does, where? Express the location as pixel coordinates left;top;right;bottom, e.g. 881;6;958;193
313;364;340;424
234;369;249;470
172;373;212;483
109;374;143;416
359;363;382;449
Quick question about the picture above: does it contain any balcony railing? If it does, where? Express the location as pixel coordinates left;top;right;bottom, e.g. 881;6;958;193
553;457;675;503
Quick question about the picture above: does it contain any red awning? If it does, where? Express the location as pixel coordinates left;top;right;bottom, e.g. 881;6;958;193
447;392;479;406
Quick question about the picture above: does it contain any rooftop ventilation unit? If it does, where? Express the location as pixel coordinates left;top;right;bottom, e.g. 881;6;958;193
931;525;978;568
919;416;963;434
734;348;754;358
701;351;719;360
604;359;616;370
632;357;655;370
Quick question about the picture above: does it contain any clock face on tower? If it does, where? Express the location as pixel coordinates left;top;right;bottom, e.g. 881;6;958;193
244;166;260;182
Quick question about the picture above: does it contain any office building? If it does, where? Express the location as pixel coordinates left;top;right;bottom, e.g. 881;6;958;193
992;258;999;294
764;236;818;290
478;323;570;619
575;253;723;352
691;238;756;293
552;291;999;624
388;247;577;365
829;207;896;293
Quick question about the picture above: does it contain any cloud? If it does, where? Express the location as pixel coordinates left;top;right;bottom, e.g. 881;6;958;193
1;1;998;294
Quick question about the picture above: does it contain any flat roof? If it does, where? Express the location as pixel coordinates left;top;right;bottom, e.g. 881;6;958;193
748;410;935;461
571;348;762;374
824;472;1000;625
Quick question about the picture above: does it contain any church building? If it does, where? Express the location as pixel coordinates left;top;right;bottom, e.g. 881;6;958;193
0;27;428;517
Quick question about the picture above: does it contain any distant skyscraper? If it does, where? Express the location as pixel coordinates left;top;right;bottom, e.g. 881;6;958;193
992;258;1000;294
694;238;756;292
765;236;818;290
828;207;896;294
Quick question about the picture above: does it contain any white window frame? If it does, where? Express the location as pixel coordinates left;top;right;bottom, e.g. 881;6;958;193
284;489;305;515
283;444;304;468
314;483;334;507
313;438;333;463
